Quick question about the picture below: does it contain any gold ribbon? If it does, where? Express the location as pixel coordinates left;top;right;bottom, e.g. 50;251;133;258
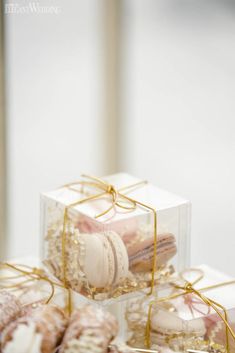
0;262;64;305
145;271;235;353
61;174;158;313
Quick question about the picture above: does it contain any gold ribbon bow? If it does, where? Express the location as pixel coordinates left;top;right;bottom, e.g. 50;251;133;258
0;262;63;305
61;174;158;313
63;174;148;218
145;272;235;353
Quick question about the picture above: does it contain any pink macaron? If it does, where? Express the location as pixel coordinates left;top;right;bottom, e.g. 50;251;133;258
127;233;177;273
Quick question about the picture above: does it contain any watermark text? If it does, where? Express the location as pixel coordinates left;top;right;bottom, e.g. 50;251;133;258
5;2;61;15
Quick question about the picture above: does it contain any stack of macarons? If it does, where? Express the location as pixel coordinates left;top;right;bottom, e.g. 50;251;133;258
78;230;176;288
46;216;177;295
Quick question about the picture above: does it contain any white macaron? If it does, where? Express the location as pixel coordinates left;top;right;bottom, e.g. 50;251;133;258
151;309;206;346
81;231;129;288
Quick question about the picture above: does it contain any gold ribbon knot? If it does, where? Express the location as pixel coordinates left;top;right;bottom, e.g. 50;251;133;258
182;282;194;293
64;174;143;219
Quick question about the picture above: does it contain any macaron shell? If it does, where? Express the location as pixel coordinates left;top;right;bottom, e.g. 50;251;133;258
151;310;184;334
81;231;129;288
130;244;177;273
82;233;115;288
128;233;177;272
151;310;206;337
128;233;176;257
104;231;129;285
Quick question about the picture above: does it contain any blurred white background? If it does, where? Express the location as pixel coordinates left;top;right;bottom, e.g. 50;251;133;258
2;0;235;274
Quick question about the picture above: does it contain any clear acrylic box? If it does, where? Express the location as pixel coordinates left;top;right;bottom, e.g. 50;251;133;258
125;265;235;352
40;173;191;301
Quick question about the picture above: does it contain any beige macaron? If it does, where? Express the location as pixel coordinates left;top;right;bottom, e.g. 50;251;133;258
81;231;129;288
151;309;206;347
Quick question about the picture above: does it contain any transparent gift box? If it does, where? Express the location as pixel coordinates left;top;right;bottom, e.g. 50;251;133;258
40;173;191;301
124;265;235;352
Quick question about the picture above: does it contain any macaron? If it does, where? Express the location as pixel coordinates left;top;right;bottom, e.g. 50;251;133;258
127;233;177;273
150;309;206;347
75;214;138;240
45;229;129;291
80;231;129;288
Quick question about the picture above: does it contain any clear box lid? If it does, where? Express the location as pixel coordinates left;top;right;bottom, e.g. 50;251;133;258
153;264;235;320
41;173;190;223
